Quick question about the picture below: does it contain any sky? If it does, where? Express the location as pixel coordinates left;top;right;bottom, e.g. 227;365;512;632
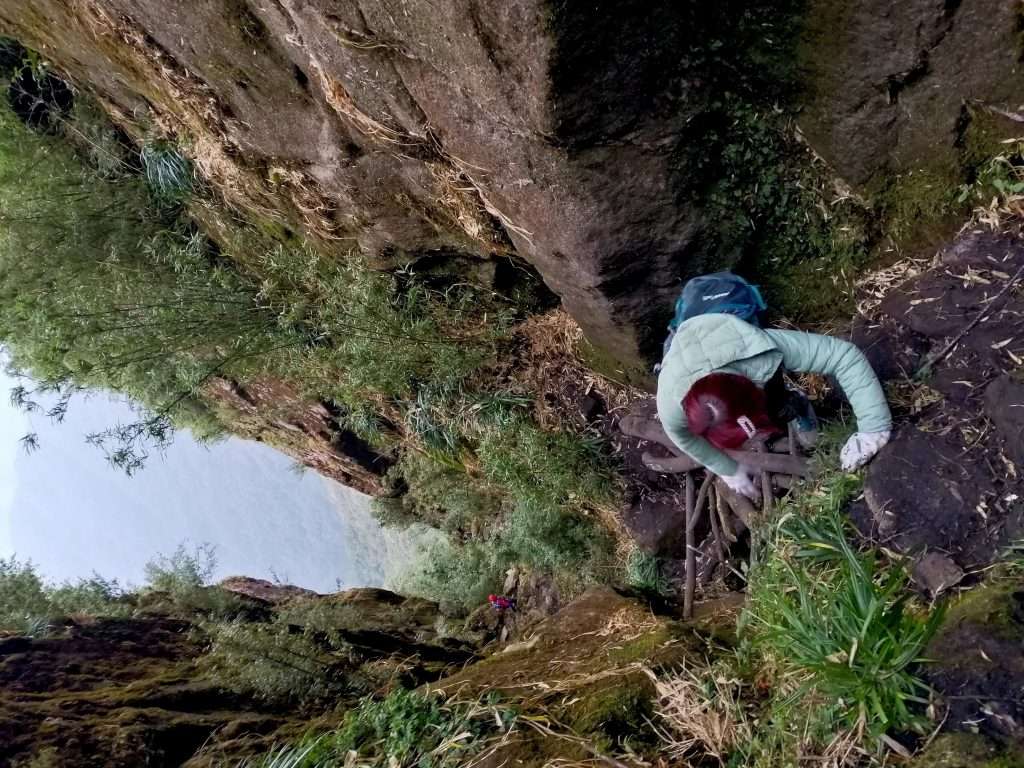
0;373;22;556
0;362;425;592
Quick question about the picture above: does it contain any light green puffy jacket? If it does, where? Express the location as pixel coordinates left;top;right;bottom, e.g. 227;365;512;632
655;314;892;476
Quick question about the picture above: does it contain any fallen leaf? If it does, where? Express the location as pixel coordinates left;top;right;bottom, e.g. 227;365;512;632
991;338;1015;349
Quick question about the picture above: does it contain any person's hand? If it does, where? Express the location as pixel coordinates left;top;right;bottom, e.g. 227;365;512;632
840;430;891;471
721;467;758;500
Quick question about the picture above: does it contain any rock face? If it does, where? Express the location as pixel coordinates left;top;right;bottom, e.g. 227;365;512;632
0;585;482;767
0;585;706;767
0;0;715;368
204;376;391;495
925;576;1024;744
798;0;1024;188
4;1;1021;369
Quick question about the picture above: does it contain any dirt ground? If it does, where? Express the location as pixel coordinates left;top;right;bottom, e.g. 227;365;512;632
856;229;1024;574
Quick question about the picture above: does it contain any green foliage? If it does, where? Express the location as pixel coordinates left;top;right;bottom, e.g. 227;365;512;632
0;102;313;469
624;549;670;597
740;474;943;755
395;411;617;610
0;556;53;634
144;542;217;594
222;230;513;410
398;538;504;611
47;574;126;617
287;688;515;768
140;139;193;206
380;387;617;610
202;617;352;705
0;556;128;634
374;451;502;535
689;96;871;322
64;97;136;179
958;139;1024;205
142;543;245;619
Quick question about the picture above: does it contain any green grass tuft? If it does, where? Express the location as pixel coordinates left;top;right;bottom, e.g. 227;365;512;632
738;469;943;759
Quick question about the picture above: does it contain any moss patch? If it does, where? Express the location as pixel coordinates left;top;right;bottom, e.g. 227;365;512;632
559;673;655;744
910;732;1024;768
933;576;1024;646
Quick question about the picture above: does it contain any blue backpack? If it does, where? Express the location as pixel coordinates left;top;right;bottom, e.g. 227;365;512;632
659;272;767;365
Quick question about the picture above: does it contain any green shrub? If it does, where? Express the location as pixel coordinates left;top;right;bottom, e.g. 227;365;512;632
0;556;52;634
142;543;250;619
202;618;352;705
397;538;504;611
283;688;516;768
741;480;943;752
144;542;216;593
958;139;1024;206
385;396;618;610
48;574;125;617
624;549;670;596
141;139;193;206
0;556;128;634
0;101;311;469
374;451;502;535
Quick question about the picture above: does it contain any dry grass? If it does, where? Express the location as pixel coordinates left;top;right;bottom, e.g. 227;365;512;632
854;256;932;317
644;664;752;765
515;310;644;425
572;606;660;644
884;377;944;415
429;161;510;251
973;192;1024;230
313;63;408;145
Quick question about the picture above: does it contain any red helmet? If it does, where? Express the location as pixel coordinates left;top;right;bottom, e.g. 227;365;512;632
683;373;780;450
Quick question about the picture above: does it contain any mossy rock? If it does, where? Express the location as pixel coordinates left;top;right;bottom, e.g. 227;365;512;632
910;732;1024;768
558;672;655;743
925;575;1024;745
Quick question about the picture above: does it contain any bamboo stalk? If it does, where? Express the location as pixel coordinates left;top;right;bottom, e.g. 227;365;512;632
756;443;773;515
687;472;714;533
714;479;756;528
716;485;737;543
788;421;798;488
641;450;810;477
684;472;696;620
707;483;727;565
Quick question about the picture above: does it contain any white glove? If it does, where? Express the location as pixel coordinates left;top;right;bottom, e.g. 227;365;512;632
721;467;759;500
840;430;891;471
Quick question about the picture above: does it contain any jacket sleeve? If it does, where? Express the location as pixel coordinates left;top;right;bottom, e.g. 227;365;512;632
765;329;893;434
657;394;739;476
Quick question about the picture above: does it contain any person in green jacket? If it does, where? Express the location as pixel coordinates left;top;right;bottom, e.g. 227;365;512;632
655;313;892;499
